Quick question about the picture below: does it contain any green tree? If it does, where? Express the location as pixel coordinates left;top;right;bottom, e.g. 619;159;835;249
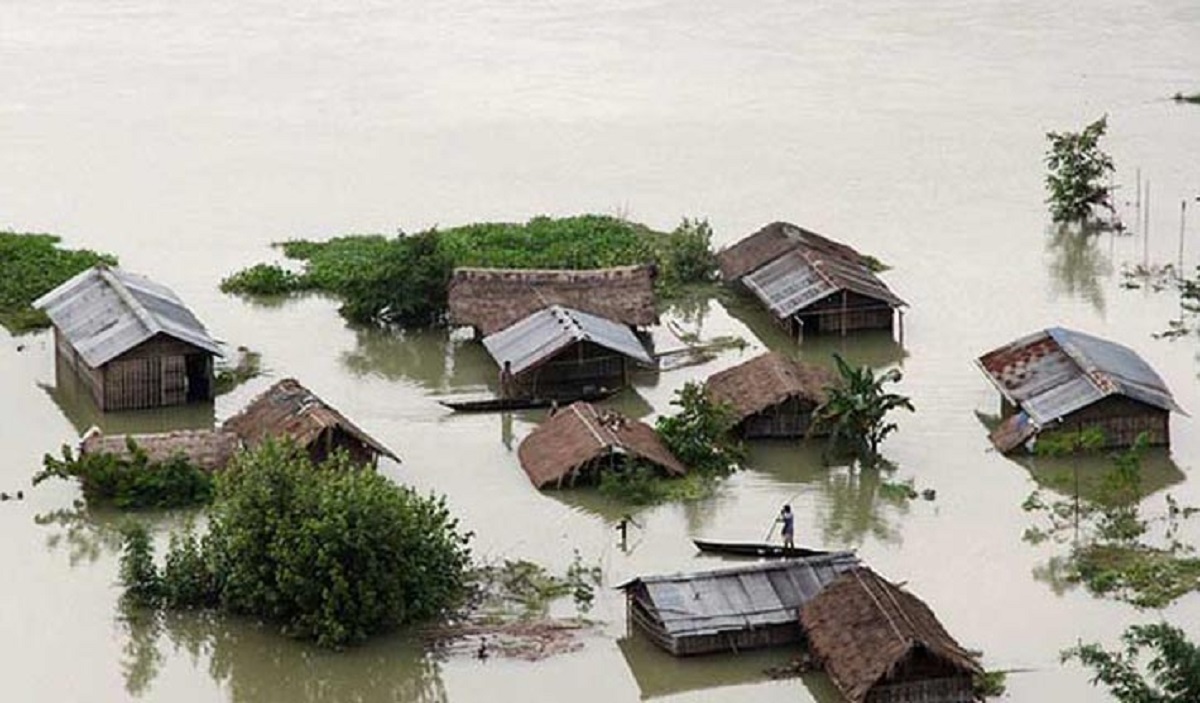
655;381;744;476
1045;116;1116;223
339;229;453;326
118;441;472;648
811;354;914;466
1063;622;1200;703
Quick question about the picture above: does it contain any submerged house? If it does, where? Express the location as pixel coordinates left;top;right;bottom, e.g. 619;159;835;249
447;265;659;336
799;568;982;703
618;553;861;656
80;428;240;472
705;351;837;438
483;305;654;398
718;222;905;340
33;265;221;411
517;401;686;488
222;378;398;466
976;327;1182;452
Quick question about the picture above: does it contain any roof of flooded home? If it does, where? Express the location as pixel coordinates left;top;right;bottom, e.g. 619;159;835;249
482;305;654;376
80;428;240;472
33;265;221;368
617;552;861;638
705;351;836;421
976;326;1182;426
516;401;686;488
718;222;905;316
222;378;398;462
447;265;658;335
800;567;982;703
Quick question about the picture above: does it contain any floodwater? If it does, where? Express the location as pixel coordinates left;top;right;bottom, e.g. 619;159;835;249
2;1;1199;700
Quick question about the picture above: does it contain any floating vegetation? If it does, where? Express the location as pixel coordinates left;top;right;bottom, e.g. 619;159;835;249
220;215;719;327
1118;262;1175;292
1172;91;1200;104
34;442;214;510
213;346;263;396
0;232;117;334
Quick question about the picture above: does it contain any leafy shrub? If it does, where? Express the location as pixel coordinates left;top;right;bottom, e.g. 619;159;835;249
1045;117;1115;223
0;231;117;333
655;218;717;290
34;441;214;510
1063;622;1200;702
655;382;744;476
219;264;304;296
118;441;472;648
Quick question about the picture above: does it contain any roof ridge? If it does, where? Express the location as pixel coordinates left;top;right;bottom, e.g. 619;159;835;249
853;569;908;646
571;403;610;450
98;267;162;338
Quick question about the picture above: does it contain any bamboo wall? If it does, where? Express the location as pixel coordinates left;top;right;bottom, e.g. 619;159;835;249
740;397;821;438
513;341;627;397
55;332;215;411
865;676;976;703
1059;396;1170;448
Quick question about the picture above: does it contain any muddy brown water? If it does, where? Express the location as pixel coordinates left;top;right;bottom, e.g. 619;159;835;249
3;1;1200;700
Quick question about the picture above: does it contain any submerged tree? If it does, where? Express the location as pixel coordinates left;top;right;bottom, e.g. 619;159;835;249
1045;116;1116;223
655;381;744;476
1063;622;1200;703
811;354;914;467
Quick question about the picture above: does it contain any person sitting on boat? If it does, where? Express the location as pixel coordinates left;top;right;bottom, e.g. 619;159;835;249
777;504;795;549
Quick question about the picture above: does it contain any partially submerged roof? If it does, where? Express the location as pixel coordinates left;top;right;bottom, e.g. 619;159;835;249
742;248;905;319
718;222;878;280
80;428;240;472
618;553;861;640
799;568;982;703
517;401;686;488
483;305;654;376
222;378;398;462
705;352;837;422
448;265;658;335
33;265;221;368
977;327;1182;431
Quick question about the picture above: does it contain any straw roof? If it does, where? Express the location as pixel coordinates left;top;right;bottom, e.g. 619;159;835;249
517;401;686;488
80;428;240;472
799;568;982;703
705;352;836;422
717;222;869;282
447;265;658;335
222;378;398;462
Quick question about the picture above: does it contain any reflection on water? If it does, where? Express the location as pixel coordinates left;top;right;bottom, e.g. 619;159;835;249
1045;226;1113;314
722;296;907;370
341;327;495;392
34;502;202;568
745;442;907;548
41;358;214;436
119;608;446;702
616;628;791;700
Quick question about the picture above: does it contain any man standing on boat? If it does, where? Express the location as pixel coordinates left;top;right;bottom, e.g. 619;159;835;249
777;504;795;550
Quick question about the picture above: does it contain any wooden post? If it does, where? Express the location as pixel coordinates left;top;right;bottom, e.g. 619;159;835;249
840;291;848;337
898;309;905;346
1180;200;1188;271
1144;181;1151;269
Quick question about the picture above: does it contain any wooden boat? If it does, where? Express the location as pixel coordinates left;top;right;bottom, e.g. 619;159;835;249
438;387;620;413
692;538;831;559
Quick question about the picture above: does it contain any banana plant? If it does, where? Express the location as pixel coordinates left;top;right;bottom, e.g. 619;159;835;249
811;354;914;466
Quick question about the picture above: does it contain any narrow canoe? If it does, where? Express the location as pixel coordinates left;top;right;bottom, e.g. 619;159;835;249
438;387;619;413
692;538;831;559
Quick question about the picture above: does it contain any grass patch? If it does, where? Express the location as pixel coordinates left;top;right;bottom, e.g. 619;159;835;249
0;232;118;334
220;215;718;326
1068;543;1200;609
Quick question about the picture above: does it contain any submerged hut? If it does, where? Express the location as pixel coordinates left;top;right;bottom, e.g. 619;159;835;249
618;553;861;656
976;327;1182;452
79;428;240;472
484;305;654;398
799;568;982;703
717;222;905;340
517;401;686;488
222;378;398;466
33;265;221;411
705;351;836;438
447;265;658;336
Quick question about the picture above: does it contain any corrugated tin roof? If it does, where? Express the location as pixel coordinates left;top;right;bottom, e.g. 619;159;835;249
618;553;860;638
739;245;905;320
33;265;220;367
977;327;1181;428
482;305;653;376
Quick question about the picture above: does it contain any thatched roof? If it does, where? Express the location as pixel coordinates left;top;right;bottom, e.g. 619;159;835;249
447;265;658;335
705;352;836;422
718;222;869;282
799;568;982;703
517;401;686;488
80;428;240;472
222;378;398;462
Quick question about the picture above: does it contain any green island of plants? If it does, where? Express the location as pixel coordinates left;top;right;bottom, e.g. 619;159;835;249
35;441;213;510
119;441;472;648
1172;91;1200;104
220;215;718;327
0;231;118;334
